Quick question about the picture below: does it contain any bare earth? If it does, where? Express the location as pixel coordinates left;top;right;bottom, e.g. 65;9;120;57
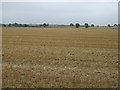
2;27;118;88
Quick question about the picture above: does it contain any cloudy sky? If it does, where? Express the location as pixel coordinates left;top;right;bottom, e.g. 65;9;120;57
2;2;118;26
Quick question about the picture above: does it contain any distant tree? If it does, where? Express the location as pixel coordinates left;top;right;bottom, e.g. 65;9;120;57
23;24;28;27
84;23;89;28
91;24;94;27
11;22;18;27
8;23;12;27
39;24;42;27
19;24;23;27
70;23;74;27
108;24;110;27
118;24;120;27
114;24;117;27
2;24;6;27
43;23;47;27
14;22;18;27
75;23;80;28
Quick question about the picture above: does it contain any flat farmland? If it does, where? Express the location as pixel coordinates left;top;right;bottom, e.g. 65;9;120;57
2;27;118;88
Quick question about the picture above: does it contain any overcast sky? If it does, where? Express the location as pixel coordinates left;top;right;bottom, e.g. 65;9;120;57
2;2;118;26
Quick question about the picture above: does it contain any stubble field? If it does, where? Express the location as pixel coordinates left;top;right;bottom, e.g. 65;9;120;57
2;27;118;88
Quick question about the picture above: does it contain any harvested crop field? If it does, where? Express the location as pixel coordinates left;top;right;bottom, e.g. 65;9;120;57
2;27;118;88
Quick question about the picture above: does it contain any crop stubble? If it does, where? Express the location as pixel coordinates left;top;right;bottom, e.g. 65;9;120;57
2;27;118;88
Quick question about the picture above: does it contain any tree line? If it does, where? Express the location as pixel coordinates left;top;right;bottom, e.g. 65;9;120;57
72;23;119;28
1;23;48;27
1;22;119;28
